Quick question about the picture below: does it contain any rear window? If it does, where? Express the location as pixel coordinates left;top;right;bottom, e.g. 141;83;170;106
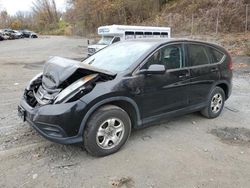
209;47;225;63
187;44;210;66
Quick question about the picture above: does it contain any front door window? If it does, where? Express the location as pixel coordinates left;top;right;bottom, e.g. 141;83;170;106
142;44;183;70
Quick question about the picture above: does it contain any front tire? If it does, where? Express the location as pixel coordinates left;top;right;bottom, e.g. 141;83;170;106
201;87;225;119
84;105;131;157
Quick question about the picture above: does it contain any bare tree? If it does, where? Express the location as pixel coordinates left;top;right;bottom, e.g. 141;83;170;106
32;0;60;31
0;10;9;28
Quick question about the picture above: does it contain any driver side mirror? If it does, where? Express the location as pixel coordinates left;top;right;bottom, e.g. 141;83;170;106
138;64;166;75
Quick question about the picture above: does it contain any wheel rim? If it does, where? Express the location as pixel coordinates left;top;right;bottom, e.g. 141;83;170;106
96;118;125;150
210;93;223;113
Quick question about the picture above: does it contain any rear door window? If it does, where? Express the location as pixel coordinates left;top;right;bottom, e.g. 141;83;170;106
187;44;210;66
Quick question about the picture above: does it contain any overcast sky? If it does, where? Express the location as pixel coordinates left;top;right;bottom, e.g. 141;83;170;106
1;0;66;15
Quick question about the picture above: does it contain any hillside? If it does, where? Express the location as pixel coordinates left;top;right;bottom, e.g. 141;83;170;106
1;0;249;36
146;0;249;34
144;0;250;55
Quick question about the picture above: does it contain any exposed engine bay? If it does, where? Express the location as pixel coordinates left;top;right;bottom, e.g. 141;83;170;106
24;57;115;107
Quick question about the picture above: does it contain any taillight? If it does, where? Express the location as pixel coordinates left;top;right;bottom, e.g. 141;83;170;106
227;54;233;70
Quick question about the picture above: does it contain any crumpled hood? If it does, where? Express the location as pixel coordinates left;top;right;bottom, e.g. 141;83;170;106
42;56;80;89
42;56;115;90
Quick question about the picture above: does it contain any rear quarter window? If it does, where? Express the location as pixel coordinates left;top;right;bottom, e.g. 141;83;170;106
209;47;225;63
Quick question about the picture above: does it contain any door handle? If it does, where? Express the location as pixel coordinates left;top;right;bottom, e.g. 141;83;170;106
211;67;219;72
178;73;190;79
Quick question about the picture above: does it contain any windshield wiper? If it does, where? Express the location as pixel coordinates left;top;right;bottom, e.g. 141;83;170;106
88;58;95;65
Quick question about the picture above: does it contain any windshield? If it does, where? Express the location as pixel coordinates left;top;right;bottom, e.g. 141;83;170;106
81;42;154;73
97;36;114;45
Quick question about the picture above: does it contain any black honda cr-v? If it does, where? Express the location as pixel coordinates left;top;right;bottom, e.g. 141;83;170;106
18;39;232;156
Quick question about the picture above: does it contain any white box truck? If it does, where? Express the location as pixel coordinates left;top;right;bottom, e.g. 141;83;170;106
87;25;171;56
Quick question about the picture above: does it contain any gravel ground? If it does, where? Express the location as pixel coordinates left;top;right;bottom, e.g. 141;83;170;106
0;36;250;188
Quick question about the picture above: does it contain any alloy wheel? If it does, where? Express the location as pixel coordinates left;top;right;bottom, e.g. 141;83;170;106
210;93;223;113
96;118;125;150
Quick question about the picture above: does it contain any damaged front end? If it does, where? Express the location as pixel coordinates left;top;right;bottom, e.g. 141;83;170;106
19;56;115;143
24;56;115;107
28;73;99;106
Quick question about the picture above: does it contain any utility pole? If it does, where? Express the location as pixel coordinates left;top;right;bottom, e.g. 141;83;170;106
246;4;248;32
216;8;219;35
191;14;194;37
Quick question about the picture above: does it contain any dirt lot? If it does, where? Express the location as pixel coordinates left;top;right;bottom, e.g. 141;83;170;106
0;36;250;188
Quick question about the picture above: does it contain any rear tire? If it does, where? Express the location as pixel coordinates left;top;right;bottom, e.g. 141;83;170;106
201;87;225;119
84;105;131;157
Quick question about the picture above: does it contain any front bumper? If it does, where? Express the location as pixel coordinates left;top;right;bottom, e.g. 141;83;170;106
19;97;87;144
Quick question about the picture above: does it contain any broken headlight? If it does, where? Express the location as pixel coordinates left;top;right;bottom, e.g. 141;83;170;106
26;72;43;90
54;74;98;104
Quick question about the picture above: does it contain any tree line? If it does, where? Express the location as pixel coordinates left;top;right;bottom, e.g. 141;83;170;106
65;0;168;35
0;0;249;36
0;0;168;35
